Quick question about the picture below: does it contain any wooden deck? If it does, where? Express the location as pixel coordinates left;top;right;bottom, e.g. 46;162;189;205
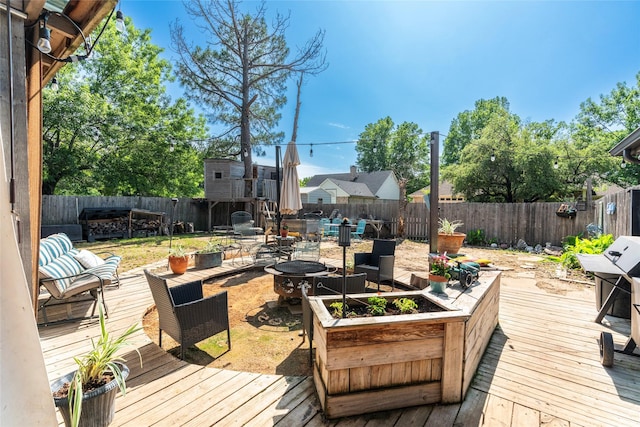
39;258;640;426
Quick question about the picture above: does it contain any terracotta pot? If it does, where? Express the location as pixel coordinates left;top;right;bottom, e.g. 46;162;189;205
437;232;466;255
280;230;288;238
168;255;189;274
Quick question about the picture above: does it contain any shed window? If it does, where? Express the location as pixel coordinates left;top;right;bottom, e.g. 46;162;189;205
215;172;222;179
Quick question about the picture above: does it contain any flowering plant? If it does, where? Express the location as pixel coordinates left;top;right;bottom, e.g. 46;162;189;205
429;254;451;279
281;221;288;230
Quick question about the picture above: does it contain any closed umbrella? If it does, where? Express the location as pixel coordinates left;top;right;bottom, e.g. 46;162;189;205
279;140;302;215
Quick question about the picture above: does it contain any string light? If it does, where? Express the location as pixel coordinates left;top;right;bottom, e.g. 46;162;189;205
50;77;59;91
490;150;496;162
554;157;559;169
621;158;626;168
309;144;313;157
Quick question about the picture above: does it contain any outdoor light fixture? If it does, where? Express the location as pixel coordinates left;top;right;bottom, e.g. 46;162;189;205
29;5;122;63
37;13;52;54
50;77;59;91
115;10;126;33
554;157;559;169
490;151;496;162
338;218;351;318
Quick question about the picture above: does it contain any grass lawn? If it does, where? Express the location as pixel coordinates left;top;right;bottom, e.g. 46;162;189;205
75;233;226;272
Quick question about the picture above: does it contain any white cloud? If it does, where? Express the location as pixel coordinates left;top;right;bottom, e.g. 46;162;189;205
328;122;349;129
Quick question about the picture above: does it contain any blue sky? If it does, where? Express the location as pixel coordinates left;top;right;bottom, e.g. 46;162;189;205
122;0;640;179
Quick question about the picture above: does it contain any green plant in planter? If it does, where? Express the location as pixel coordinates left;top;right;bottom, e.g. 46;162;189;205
329;301;346;318
438;218;464;235
168;244;187;257
196;240;222;254
429;254;452;279
58;298;141;427
393;297;418;314
367;296;387;316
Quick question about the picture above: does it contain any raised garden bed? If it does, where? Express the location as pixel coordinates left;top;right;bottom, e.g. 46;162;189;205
307;270;500;418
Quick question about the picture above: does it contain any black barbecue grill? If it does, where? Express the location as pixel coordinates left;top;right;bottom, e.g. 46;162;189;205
576;235;640;366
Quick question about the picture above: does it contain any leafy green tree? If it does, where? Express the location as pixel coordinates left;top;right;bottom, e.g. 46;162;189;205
572;71;640;186
443;111;561;202
42;16;207;196
171;0;326;199
356;117;429;236
442;97;512;166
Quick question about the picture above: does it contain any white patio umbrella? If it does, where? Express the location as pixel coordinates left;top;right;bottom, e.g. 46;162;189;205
279;140;303;215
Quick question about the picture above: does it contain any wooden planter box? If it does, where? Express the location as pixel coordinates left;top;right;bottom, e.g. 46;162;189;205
308;271;500;418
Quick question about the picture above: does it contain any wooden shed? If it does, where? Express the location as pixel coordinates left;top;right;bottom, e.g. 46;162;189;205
204;158;278;201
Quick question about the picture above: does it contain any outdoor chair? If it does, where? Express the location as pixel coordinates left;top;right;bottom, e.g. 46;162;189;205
231;210;263;237
38;233;121;325
292;240;321;262
319;218;333;238
351;219;366;240
144;270;231;360
313;273;367;295
354;239;396;291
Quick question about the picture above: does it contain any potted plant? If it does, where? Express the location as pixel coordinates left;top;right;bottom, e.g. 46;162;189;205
280;221;289;238
168;244;189;274
437;218;466;254
429;253;451;293
51;299;141;427
194;240;223;269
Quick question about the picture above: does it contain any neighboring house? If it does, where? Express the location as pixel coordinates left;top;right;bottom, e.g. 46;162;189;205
410;180;465;203
300;187;332;204
305;166;400;203
317;179;376;204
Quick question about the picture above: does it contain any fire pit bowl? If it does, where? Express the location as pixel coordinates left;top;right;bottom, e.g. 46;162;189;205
265;260;336;300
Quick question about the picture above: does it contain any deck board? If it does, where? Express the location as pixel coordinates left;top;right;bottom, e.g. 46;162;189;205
39;257;640;426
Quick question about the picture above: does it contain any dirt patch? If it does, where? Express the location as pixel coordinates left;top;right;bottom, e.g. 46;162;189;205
143;270;313;376
142;240;594;376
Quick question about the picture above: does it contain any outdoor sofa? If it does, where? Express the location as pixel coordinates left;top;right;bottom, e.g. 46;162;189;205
38;233;121;324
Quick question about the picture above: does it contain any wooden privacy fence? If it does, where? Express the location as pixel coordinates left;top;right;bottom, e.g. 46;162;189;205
43;188;638;245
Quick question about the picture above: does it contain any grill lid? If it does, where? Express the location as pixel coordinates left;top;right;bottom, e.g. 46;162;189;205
603;236;640;277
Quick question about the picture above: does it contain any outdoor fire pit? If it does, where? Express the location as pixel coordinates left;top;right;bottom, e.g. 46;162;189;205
264;260;336;300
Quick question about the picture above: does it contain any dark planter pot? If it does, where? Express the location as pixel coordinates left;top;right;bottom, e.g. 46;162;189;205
194;251;223;269
168;255;189;274
51;362;129;427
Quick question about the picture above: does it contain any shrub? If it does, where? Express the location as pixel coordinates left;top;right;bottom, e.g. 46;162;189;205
466;229;486;246
560;234;614;269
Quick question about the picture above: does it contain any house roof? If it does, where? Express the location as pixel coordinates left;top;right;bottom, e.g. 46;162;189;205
299;186;329;194
410;180;463;198
324;179;376;198
610;125;640;159
306;170;395;195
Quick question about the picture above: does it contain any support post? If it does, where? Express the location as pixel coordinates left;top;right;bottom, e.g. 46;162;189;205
429;131;440;253
276;145;282;233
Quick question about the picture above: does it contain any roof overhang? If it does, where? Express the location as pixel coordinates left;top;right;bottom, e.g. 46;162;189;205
24;0;118;83
609;126;640;164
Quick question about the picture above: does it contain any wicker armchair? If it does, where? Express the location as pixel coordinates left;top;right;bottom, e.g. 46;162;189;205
354;239;396;291
144;270;231;360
